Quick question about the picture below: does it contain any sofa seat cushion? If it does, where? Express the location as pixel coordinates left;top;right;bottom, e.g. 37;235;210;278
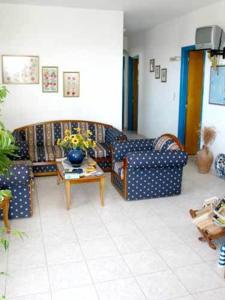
88;143;111;159
28;143;110;162
53;145;65;159
29;145;67;162
113;161;124;179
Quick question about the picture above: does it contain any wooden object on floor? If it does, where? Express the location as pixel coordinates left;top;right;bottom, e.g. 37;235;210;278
189;208;225;250
56;158;105;210
0;196;11;233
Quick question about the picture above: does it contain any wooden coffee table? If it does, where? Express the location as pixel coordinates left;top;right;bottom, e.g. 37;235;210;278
56;158;105;209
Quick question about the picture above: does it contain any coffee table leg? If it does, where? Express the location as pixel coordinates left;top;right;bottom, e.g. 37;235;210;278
57;171;61;185
65;180;71;210
99;177;105;207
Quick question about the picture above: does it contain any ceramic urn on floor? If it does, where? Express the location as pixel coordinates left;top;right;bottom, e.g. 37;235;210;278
196;126;216;174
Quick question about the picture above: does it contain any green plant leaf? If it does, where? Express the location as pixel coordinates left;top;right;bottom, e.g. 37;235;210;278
11;229;27;240
0;238;9;251
0;85;8;103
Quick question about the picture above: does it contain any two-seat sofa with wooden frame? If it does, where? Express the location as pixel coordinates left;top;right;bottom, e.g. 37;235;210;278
13;120;126;176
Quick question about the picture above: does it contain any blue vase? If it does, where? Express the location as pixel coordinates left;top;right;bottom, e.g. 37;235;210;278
67;148;85;167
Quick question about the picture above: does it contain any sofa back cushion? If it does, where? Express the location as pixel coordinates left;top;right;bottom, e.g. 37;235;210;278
14;121;110;146
153;134;181;151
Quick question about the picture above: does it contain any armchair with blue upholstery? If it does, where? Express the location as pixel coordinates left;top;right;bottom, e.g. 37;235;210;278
111;134;188;200
0;161;33;219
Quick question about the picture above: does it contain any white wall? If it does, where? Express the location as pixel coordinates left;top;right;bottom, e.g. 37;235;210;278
0;3;123;130
128;1;225;158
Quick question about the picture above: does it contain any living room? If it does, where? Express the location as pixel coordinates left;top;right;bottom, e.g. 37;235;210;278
0;0;225;300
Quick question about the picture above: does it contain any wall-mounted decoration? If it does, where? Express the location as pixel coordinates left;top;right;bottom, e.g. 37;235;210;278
161;68;167;82
155;65;160;79
149;59;155;72
2;55;39;84
42;66;58;93
63;72;80;97
209;66;225;106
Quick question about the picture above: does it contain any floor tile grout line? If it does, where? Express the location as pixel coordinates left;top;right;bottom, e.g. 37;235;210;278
94;206;149;300
92;188;202;298
67;181;149;298
144;235;222;297
5;163;225;299
141;200;217;271
105;196;194;298
67;194;102;300
2;244;8;298
190;286;225;298
35;178;54;300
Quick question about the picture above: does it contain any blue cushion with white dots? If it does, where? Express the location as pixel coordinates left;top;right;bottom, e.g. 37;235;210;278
0;163;32;219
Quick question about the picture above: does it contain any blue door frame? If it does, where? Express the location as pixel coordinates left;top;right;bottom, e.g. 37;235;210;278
178;45;196;144
122;56;125;129
128;56;134;131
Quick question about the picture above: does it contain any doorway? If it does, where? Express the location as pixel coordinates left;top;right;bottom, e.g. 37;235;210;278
128;56;139;131
178;46;205;155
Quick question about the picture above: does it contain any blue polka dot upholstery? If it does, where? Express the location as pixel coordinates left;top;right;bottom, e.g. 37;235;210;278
105;128;126;145
126;150;187;169
111;135;188;200
0;161;33;219
13;121;127;174
215;154;225;179
113;139;154;162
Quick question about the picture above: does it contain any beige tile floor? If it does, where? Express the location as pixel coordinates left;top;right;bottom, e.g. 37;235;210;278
1;159;225;300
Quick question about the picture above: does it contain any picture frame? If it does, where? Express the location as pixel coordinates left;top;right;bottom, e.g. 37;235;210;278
63;72;80;97
155;65;160;79
161;68;167;83
209;66;225;106
149;59;155;72
42;66;58;93
2;55;39;84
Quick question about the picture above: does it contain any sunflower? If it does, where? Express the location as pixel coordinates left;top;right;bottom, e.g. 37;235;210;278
86;130;92;136
72;137;79;145
75;127;81;133
65;129;71;136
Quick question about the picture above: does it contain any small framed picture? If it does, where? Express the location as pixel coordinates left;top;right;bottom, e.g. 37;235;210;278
155;65;160;79
63;72;80;97
149;59;155;72
42;66;58;92
2;55;39;84
161;68;167;83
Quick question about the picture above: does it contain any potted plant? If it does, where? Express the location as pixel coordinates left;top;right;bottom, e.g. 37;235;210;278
196;126;216;173
57;128;96;167
0;85;23;300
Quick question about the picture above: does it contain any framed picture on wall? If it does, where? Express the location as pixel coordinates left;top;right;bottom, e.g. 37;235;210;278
149;59;155;72
42;66;58;93
2;55;39;84
155;65;160;79
63;72;80;97
209;66;225;106
161;68;167;82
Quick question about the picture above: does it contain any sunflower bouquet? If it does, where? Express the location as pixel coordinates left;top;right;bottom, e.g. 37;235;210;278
57;128;96;151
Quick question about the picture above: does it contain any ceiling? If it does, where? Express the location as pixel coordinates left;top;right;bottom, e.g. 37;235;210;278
0;0;218;33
